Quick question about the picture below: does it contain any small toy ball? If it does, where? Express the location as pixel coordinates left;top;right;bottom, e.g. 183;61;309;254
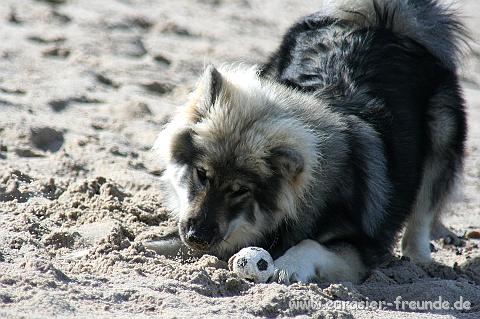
228;247;275;283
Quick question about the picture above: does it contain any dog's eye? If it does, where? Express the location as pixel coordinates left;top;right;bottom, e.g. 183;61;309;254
195;167;208;186
231;186;250;198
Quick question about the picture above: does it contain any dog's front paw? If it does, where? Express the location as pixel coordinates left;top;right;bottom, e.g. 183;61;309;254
270;267;300;285
271;252;316;285
271;240;367;284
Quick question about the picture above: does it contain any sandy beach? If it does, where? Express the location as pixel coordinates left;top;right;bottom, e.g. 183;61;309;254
0;0;479;318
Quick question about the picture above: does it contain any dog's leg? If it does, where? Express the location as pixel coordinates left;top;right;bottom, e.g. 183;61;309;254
401;160;463;261
271;239;367;284
402;83;465;262
401;156;461;262
401;187;435;263
401;159;441;263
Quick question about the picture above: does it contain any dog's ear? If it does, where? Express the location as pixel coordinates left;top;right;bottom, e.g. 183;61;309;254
202;64;223;107
269;147;304;180
187;65;223;123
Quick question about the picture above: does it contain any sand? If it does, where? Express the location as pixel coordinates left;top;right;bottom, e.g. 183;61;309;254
0;0;479;318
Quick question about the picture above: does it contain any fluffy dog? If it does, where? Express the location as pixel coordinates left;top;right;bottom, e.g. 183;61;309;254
152;0;468;283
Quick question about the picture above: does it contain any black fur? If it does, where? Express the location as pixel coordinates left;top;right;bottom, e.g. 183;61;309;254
259;6;467;267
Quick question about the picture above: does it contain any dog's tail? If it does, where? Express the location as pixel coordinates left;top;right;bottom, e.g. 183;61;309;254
323;0;469;70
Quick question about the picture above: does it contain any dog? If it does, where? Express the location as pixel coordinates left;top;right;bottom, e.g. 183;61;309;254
151;0;468;284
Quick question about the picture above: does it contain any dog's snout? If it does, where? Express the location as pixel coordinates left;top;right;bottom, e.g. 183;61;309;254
185;228;210;248
182;218;218;250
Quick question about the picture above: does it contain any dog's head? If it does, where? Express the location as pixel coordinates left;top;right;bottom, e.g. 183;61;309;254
156;65;318;256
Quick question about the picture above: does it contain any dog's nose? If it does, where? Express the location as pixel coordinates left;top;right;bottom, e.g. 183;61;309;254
181;218;219;250
185;226;214;250
185;229;210;250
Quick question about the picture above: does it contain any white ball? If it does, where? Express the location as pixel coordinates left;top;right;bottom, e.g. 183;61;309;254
228;247;275;283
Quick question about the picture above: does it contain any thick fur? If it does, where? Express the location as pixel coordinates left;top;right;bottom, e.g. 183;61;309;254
319;0;467;70
152;0;467;283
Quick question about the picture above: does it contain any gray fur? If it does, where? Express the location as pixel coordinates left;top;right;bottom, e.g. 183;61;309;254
321;0;469;70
